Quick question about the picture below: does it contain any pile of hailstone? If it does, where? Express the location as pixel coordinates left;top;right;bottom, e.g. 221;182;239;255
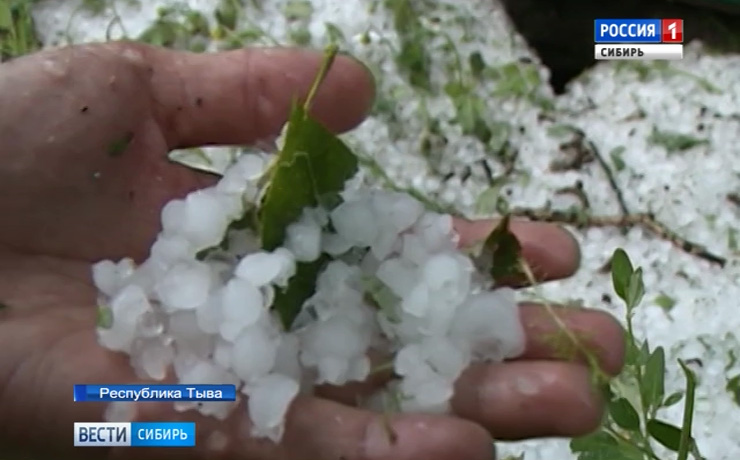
92;151;526;441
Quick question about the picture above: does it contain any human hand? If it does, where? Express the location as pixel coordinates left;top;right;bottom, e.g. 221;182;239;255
0;42;624;460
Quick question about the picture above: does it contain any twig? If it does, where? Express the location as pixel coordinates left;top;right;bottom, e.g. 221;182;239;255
555;180;590;209
584;135;630;216
510;207;727;267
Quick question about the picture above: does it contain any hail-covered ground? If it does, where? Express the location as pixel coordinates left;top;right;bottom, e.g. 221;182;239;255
31;0;740;458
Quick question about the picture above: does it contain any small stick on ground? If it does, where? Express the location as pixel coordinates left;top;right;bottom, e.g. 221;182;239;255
510;207;726;267
556;180;590;209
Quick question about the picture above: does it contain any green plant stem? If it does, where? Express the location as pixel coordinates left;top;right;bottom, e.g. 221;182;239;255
676;360;696;460
604;427;661;460
303;43;339;113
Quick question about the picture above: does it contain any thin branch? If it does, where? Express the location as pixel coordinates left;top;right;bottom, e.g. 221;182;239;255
510;207;726;267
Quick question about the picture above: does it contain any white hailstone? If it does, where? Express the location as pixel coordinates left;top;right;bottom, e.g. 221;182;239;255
369;228;400;260
137;309;166;338
371;191;425;233
234;249;296;289
231;325;280;383
149;235;194;267
399;281;430;318
124;260;163;296
92;258;135;297
246;373;299;442
196;291;224;335
213;338;234;370
400;234;430;265
376;257;418;299
272;333;302;381
97;284;152;352
330;198;379;247
413;212;458;252
219;278;265;341
169;311;215;357
345;355;371;381
422;252;473;306
315;356;351;384
216;153;267;199
395;338;469;381
177;189;234;250
160;199;186;236
360;250;382;273
174;356;241;420
399;373;453;414
271;248;297;287
321;231;354;256
284;215;322;262
235;251;285;287
130;336;175;381
304;260;365;321
103;401;137;423
154;261;212;312
300;314;371;384
449;289;526;361
303;206;329;227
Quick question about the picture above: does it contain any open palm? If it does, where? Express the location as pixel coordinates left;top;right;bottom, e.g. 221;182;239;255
0;42;624;460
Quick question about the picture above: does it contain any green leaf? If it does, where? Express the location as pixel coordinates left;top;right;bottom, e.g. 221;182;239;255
663;391;684;407
648;127;709;153
96;304;113;329
626;267;645;310
727;374;740;406
654;293;676;311
215;0;239;30
272;257;328;329
570;430;618;452
481;215;523;283
647;419;681;451
608;397;641;431
325;22;345;43
610;248;633;302
0;3;12;31
385;0;431;90
728;228;739;252
283;0;313;21
468;51;486;77
258;46;358;329
361;275;401;323
642;346;666;411
609;146;626;171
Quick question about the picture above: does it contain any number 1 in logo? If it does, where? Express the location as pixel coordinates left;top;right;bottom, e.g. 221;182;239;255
661;19;683;43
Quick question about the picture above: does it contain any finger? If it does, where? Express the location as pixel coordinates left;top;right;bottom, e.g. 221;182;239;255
317;304;624;409
113;393;494;460
517;303;626;376
143;44;376;149
452;361;605;440
316;302;625;408
453;218;581;284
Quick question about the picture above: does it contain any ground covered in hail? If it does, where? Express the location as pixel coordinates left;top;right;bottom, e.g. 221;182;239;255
24;0;740;459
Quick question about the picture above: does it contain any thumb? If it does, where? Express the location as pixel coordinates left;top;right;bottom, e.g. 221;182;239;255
141;44;377;149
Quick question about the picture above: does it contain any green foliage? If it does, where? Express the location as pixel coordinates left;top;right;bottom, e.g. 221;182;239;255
0;0;42;61
384;0;433;90
96;304;113;329
570;248;703;460
257;46;358;329
610;146;627;172
648;127;710;154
